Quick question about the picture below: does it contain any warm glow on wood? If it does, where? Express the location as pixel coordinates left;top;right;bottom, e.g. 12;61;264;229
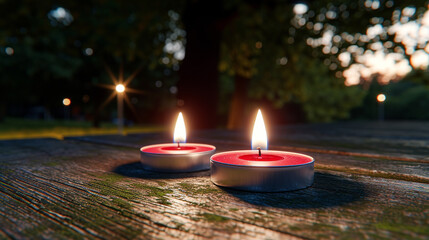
174;112;186;143
251;109;268;150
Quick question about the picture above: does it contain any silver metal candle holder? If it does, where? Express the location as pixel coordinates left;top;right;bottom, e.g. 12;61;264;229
140;145;216;173
210;154;314;192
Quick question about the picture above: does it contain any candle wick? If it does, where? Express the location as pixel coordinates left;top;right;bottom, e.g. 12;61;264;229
257;147;261;157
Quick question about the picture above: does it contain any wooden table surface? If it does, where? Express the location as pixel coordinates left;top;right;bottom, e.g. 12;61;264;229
1;122;428;239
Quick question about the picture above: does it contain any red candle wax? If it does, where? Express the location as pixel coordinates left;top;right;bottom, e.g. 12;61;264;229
211;150;313;167
141;143;214;154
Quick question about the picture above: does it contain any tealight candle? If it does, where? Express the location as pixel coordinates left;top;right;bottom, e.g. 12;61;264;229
210;110;314;192
140;112;216;172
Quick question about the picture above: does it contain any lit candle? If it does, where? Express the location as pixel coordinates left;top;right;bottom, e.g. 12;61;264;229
140;112;216;172
210;110;314;192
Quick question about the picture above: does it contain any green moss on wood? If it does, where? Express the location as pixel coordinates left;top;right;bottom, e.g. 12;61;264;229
52;225;85;240
43;162;60;167
375;222;429;236
88;173;139;200
111;197;133;210
96;173;124;184
372;204;429;238
131;183;172;205
23;225;48;238
38;192;145;239
155;180;167;187
0;168;14;174
200;213;229;222
178;182;221;194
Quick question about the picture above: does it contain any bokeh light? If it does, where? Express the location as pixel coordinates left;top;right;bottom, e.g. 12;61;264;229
5;47;14;55
293;3;308;15
116;84;125;93
377;94;386;103
63;98;71;106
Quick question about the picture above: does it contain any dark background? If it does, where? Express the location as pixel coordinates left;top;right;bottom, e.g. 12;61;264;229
1;0;428;130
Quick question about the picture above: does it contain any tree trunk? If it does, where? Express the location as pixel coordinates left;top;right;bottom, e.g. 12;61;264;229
227;75;249;129
178;0;222;129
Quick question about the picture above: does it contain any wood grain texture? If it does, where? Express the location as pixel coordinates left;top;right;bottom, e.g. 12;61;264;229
1;122;428;239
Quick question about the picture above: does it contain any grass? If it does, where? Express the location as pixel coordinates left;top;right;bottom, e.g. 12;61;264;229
0;117;164;140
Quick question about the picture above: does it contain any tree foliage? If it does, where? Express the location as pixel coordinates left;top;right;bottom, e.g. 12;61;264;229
1;0;428;125
220;0;428;124
0;0;183;121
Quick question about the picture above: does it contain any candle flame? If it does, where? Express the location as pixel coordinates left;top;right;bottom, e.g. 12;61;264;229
251;109;268;150
173;112;186;143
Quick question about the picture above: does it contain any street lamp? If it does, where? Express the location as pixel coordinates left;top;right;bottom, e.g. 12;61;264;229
116;84;125;134
116;84;125;93
63;98;71;120
377;93;386;121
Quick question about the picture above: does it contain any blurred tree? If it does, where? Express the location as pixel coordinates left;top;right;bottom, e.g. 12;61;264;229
217;0;428;129
0;0;182;123
1;0;428;127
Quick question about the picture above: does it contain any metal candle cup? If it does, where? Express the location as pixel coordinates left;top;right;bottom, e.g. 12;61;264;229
140;113;216;172
210;110;314;192
140;143;216;172
210;150;314;192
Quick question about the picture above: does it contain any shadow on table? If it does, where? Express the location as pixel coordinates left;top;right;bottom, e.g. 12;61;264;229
113;161;210;179
219;172;367;209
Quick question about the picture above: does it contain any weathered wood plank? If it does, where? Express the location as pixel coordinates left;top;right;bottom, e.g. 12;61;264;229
0;124;428;239
70;130;429;181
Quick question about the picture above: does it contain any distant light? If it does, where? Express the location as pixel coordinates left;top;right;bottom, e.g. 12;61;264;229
53;7;66;18
333;35;341;43
410;50;429;69
5;47;14;55
377;94;386;103
162;57;170;64
402;7;416;17
364;0;372;8
174;50;185;60
155;81;162;88
385;0;394;8
338;52;351;67
279;57;288;65
116;84;125;93
371;1;380;10
169;86;178;94
366;24;383;39
84;48;93;56
313;23;323;31
48;7;74;26
326;10;337;19
293;3;308;15
63;98;71;106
